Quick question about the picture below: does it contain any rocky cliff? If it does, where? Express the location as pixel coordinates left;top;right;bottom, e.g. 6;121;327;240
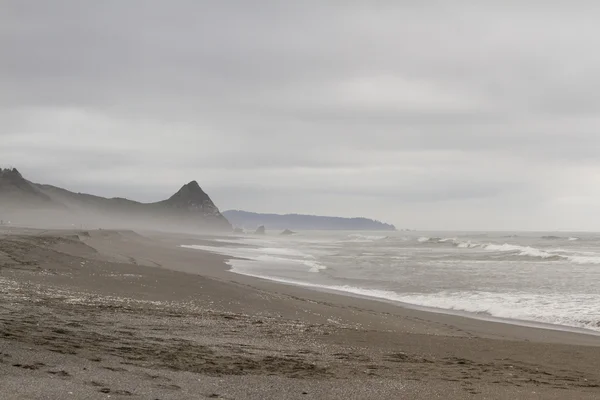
158;181;222;217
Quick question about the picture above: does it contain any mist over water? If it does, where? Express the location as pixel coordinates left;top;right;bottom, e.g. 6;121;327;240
184;231;600;333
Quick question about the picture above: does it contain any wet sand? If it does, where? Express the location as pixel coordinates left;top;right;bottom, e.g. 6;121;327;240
1;228;599;399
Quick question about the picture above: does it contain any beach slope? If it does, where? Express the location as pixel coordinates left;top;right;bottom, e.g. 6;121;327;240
1;228;599;399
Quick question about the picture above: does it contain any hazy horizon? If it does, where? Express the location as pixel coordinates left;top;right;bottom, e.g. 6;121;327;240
3;2;600;231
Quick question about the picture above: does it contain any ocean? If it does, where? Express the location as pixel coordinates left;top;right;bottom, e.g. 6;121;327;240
182;231;600;333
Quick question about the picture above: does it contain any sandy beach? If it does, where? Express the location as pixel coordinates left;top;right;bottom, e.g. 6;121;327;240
1;228;600;399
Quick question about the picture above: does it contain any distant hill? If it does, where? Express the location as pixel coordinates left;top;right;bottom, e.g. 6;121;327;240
0;168;231;232
223;210;396;231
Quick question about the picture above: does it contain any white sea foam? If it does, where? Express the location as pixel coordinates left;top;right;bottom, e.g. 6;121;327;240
183;244;306;258
419;239;600;264
182;244;327;273
482;243;556;258
417;236;458;245
391;291;600;332
183;231;600;334
346;234;388;242
480;243;600;264
566;255;600;264
223;267;600;332
438;237;457;243
305;260;327;272
253;247;308;257
456;240;478;248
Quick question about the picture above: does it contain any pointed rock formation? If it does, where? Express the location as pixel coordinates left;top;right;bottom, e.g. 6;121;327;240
0;168;231;231
161;181;221;215
157;180;230;230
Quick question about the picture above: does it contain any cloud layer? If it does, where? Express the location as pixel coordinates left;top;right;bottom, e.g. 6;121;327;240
2;1;600;230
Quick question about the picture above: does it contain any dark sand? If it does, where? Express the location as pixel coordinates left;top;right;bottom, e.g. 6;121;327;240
1;228;599;399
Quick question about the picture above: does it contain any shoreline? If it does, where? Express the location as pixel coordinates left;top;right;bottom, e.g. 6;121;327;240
2;228;600;399
167;236;600;347
82;229;600;346
225;265;600;338
179;239;600;339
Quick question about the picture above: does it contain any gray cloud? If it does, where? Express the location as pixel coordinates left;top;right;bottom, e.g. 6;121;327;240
2;1;600;230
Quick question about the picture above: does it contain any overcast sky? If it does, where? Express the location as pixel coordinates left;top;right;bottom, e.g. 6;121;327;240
2;1;600;230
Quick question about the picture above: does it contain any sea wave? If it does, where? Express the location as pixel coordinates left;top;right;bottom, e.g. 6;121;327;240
539;235;582;241
483;243;558;259
481;243;600;263
416;238;600;264
346;234;388;242
305;260;327;272
417;236;447;243
222;268;600;333
418;236;467;245
392;291;600;333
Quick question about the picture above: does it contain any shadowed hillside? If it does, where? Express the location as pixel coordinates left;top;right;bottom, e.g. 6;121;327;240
0;168;231;232
223;210;396;231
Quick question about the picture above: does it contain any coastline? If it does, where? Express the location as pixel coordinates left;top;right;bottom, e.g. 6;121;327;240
225;265;600;339
2;228;600;399
177;234;600;340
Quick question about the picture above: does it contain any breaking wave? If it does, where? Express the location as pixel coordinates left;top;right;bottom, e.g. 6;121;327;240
479;243;600;263
483;243;563;260
215;271;600;333
417;236;447;243
346;234;388;242
416;237;600;264
392;291;600;333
